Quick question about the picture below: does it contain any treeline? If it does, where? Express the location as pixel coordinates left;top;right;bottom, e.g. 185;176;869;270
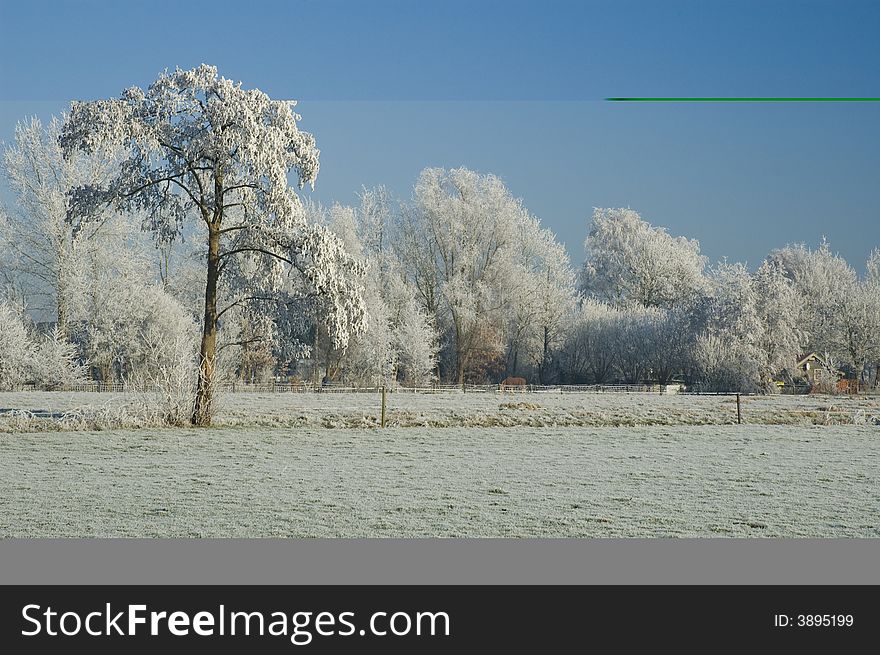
1;117;879;397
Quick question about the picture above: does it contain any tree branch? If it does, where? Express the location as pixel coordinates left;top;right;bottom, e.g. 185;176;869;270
217;337;267;354
218;247;293;266
217;295;282;320
224;183;260;193
218;224;250;235
121;174;201;210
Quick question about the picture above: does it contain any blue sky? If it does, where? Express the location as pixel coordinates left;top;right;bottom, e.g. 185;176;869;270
1;0;878;268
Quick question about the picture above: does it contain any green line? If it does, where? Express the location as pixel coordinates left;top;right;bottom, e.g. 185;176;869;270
607;97;880;102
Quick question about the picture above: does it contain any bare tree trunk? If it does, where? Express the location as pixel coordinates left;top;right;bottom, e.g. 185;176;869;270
56;266;68;339
192;224;220;425
539;324;550;384
454;319;465;387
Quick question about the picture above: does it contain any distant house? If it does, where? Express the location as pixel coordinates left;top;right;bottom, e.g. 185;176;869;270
795;353;842;387
772;352;841;393
796;352;833;385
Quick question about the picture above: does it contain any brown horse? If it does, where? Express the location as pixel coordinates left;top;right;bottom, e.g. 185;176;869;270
500;376;527;391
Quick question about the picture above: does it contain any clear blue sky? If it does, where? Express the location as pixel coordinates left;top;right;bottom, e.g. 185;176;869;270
1;0;878;269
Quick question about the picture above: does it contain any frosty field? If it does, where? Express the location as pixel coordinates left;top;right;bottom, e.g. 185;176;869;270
1;391;878;538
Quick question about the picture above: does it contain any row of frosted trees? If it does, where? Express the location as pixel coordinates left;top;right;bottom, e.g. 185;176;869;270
317;196;880;394
565;209;880;393
1;67;878;427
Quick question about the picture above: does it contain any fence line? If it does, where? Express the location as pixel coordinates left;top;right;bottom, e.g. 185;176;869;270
6;381;876;397
7;381;687;395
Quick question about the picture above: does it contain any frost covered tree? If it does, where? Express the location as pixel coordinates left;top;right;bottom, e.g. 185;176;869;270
530;235;577;383
752;259;803;385
132;288;200;424
691;332;757;393
308;197;437;386
767;240;856;355
357;185;392;257
0;302;86;390
1;116;116;334
867;248;880;287
68;211;182;384
0;301;35;390
326;203;395;385
30;326;87;390
560;300;622;383
360;197;440;385
691;262;764;392
503;219;577;383
400;167;564;384
353;185;438;385
643;308;692;385
581;208;707;309
834;278;880;392
614;306;656;384
60;65;366;425
562;301;691;386
391;291;438;385
865;248;880;388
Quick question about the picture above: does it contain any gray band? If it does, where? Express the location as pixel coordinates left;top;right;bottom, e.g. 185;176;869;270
1;539;877;585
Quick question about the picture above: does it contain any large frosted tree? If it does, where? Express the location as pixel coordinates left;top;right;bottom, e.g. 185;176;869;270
61;65;365;425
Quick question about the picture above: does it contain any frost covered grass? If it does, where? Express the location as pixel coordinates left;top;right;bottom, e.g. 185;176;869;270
1;390;879;432
1;424;877;538
0;392;192;432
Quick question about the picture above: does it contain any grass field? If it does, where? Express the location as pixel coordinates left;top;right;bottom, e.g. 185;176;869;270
1;411;878;537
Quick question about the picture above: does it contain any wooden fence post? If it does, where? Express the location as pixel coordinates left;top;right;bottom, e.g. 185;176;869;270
380;386;387;428
736;393;742;424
